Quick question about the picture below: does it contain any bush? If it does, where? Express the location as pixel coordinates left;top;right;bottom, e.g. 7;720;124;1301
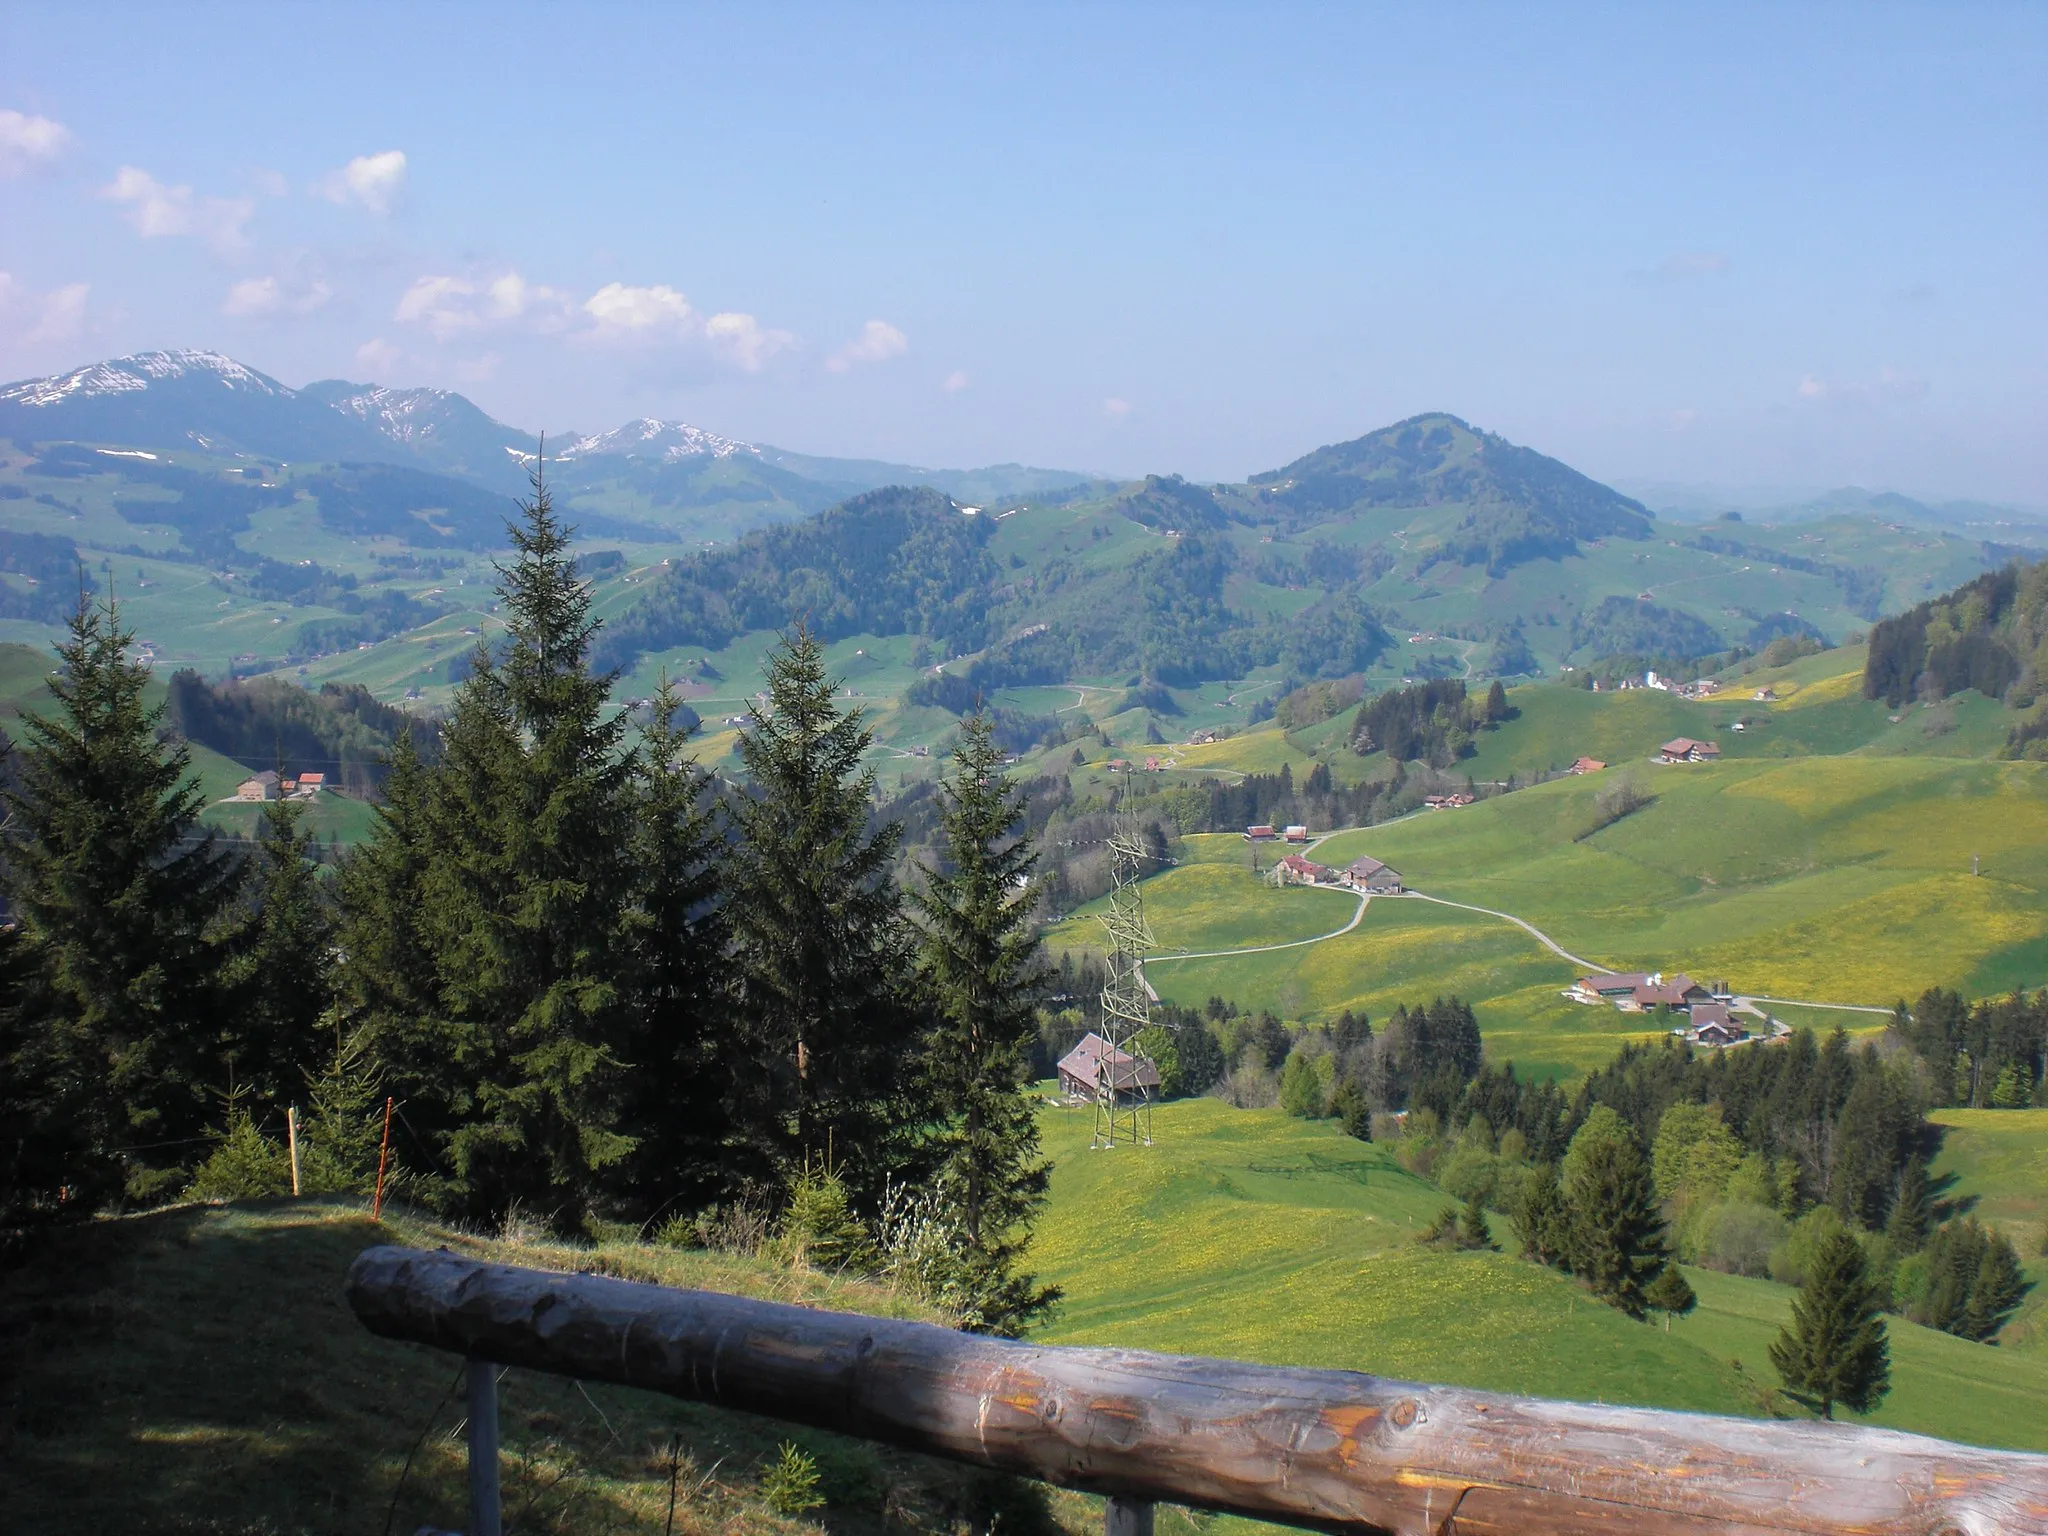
1702;1201;1787;1277
759;1442;826;1516
185;1112;292;1201
776;1165;876;1272
1771;1206;1851;1287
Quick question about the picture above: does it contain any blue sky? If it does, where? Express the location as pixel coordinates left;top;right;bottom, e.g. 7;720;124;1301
1;3;2042;502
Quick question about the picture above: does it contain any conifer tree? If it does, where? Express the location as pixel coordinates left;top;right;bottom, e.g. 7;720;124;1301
221;797;333;1111
1770;1229;1890;1418
1962;1229;2028;1343
337;732;442;1066
1885;1156;1933;1252
404;462;638;1225
3;593;242;1189
727;625;920;1199
1512;1162;1572;1269
1566;1132;1669;1318
613;676;730;1211
913;711;1058;1334
1644;1265;1698;1330
1484;679;1508;722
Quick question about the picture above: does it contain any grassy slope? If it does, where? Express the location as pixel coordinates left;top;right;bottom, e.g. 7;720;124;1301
1059;732;2048;1072
1032;1098;2048;1455
0;1200;1095;1536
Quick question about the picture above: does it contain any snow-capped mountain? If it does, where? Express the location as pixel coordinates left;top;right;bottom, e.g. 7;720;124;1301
0;350;398;464
0;349;293;409
299;379;535;482
555;417;761;463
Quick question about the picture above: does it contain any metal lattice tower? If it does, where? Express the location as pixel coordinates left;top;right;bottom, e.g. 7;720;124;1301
1092;824;1156;1148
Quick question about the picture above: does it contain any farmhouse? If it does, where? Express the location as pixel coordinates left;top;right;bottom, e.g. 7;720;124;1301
1569;971;1712;1010
1271;852;1333;887
1568;757;1607;775
1244;824;1278;841
1056;1032;1162;1100
297;771;325;795
1423;793;1476;809
1659;738;1721;764
1343;855;1404;893
236;770;281;802
1681;1002;1749;1047
1754;687;1778;702
1283;824;1310;843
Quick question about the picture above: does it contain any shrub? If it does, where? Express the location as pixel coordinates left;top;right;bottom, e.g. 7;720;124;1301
759;1442;825;1516
777;1165;876;1273
1703;1201;1787;1278
1771;1206;1851;1288
185;1112;292;1201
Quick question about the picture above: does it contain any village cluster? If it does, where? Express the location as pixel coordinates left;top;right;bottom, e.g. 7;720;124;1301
1567;970;1788;1049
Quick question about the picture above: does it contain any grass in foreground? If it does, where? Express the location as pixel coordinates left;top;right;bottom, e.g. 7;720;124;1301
0;1199;1090;1536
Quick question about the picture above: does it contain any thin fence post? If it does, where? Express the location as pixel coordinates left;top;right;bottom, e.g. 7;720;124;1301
371;1096;393;1220
467;1358;502;1536
285;1106;301;1197
1104;1495;1153;1536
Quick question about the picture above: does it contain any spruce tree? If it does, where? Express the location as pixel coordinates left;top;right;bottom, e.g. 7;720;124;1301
1566;1132;1668;1318
613;676;730;1212
3;593;242;1191
221;797;334;1111
1885;1156;1932;1252
1512;1162;1571;1269
337;732;442;1069
912;711;1058;1334
728;626;921;1199
404;462;638;1225
1770;1229;1891;1418
1962;1229;2028;1343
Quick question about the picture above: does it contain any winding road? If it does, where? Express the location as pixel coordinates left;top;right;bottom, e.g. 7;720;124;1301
1132;881;1899;1018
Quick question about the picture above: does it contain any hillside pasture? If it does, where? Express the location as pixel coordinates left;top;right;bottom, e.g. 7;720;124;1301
1031;1098;2048;1454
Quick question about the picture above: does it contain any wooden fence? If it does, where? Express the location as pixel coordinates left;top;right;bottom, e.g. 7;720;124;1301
347;1243;2048;1536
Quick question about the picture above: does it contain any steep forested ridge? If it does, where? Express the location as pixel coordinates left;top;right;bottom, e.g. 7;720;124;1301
1863;560;2043;710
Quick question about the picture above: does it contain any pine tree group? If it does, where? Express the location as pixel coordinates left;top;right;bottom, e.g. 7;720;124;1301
0;462;1065;1332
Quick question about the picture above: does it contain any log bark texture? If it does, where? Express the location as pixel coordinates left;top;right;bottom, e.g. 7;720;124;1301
347;1244;2048;1536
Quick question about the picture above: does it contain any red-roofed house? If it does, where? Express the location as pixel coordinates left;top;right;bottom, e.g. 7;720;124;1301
1056;1032;1162;1099
1272;852;1333;886
1660;738;1722;763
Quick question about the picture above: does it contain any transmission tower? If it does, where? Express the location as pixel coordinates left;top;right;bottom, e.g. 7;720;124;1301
1092;823;1156;1148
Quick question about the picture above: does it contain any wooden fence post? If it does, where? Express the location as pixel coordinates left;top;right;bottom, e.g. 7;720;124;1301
466;1358;501;1536
1105;1495;1154;1536
285;1106;300;1198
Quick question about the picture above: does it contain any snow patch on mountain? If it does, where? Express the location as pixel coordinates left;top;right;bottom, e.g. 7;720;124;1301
321;383;473;444
0;350;290;408
556;417;760;463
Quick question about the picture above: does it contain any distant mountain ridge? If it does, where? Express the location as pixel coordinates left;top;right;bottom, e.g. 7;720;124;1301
0;350;1094;508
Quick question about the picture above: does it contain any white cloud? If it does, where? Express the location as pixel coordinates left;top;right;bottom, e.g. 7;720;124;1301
1102;396;1132;420
705;311;793;371
354;337;403;376
251;168;292;199
0;271;90;345
0;109;71;176
584;281;693;335
223;273;332;317
1657;251;1732;278
99;165;255;251
315;150;408;215
826;318;908;373
942;369;970;394
1796;367;1930;405
394;270;568;339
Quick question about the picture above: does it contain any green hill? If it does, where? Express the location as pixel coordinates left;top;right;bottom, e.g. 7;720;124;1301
1031;1098;2048;1453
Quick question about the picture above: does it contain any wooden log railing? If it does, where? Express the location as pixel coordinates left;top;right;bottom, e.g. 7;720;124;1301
346;1244;2048;1536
